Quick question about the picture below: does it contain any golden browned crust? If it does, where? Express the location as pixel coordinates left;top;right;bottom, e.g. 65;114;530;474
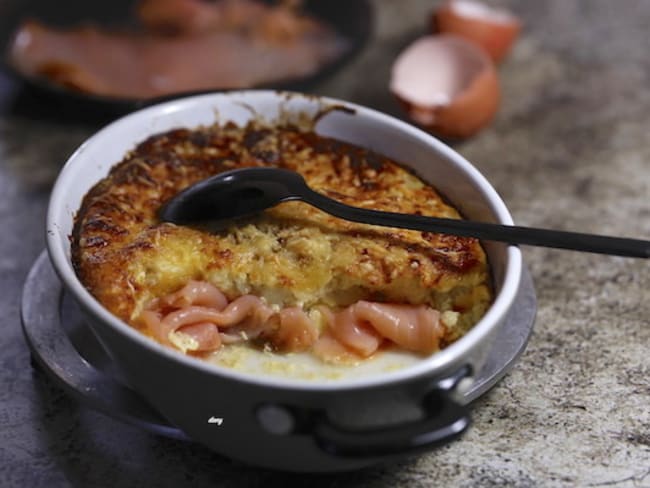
72;122;492;342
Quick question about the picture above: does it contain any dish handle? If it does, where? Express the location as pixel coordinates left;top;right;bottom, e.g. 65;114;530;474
310;366;471;458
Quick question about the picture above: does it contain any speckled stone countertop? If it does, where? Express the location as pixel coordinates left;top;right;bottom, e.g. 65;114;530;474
1;1;649;486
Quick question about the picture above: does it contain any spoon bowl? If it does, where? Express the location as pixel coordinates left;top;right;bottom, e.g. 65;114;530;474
160;167;305;224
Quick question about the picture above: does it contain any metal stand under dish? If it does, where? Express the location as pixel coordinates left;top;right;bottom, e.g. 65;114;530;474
21;251;537;441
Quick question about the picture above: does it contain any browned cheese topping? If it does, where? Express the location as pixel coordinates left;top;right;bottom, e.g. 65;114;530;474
72;121;492;361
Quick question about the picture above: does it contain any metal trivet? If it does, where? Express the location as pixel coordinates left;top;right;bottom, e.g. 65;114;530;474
21;251;537;440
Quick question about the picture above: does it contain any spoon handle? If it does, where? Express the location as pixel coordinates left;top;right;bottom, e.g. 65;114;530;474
302;189;650;258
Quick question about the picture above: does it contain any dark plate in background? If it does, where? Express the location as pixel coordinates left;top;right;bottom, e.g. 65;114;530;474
0;0;373;118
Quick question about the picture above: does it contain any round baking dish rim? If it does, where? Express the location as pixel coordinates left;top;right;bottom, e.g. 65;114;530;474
46;90;523;392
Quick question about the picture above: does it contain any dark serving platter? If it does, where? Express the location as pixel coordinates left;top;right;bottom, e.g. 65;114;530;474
0;0;373;116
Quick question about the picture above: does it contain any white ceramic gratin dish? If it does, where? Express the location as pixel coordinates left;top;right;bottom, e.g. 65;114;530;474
46;90;522;472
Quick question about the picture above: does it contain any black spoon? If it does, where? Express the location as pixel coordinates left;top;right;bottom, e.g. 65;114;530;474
159;167;650;258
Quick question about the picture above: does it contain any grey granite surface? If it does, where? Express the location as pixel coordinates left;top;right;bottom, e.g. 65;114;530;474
1;1;649;486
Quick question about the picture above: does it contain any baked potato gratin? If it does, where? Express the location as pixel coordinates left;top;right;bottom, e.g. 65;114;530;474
72;121;492;364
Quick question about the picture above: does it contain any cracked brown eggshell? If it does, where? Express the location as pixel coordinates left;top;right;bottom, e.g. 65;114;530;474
390;34;500;140
432;0;521;63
